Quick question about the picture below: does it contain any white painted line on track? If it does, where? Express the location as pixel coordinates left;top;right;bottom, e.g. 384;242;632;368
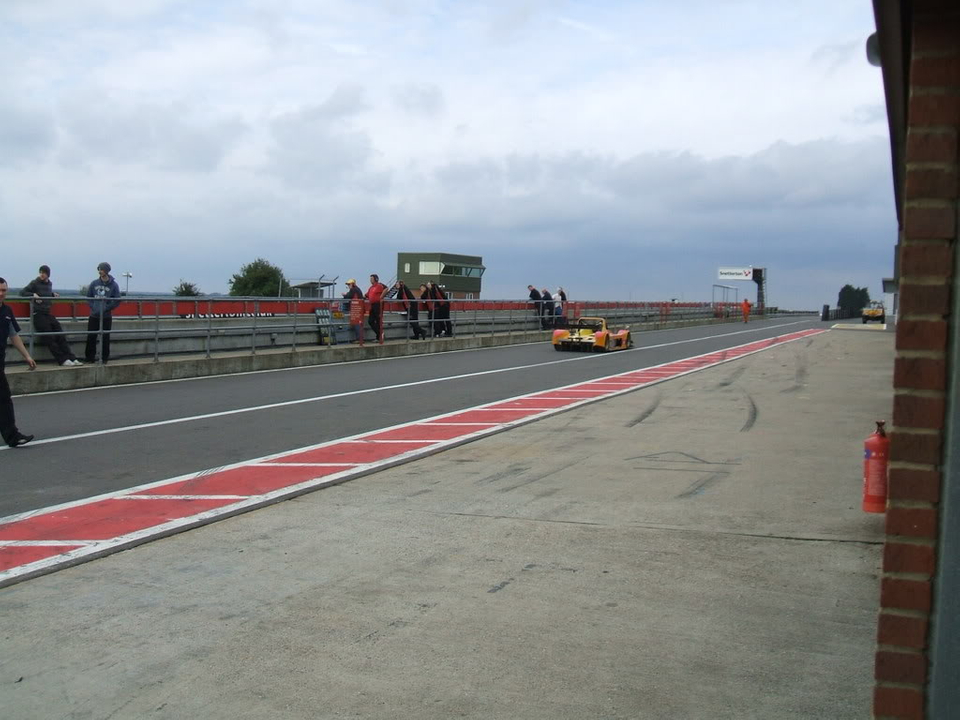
6;320;812;450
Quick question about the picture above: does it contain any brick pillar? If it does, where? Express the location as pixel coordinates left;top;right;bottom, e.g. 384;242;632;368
873;3;960;718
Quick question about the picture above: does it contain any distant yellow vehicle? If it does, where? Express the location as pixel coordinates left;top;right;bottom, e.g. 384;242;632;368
862;301;886;324
552;316;632;352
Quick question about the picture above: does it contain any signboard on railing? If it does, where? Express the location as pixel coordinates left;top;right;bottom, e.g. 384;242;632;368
718;267;754;281
349;299;364;325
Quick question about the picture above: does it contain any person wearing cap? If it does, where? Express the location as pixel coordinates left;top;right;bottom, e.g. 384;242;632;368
20;265;81;366
342;279;364;342
84;262;121;364
0;276;36;447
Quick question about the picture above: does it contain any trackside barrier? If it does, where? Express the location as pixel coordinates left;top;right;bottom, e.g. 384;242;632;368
6;295;809;368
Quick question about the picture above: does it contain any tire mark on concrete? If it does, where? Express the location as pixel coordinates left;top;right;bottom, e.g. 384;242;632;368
488;578;514;593
714;365;746;389
625;391;662;427
498;458;585;493
781;349;809;393
533;488;561;500
740;391;758;432
675;471;729;499
476;463;531;485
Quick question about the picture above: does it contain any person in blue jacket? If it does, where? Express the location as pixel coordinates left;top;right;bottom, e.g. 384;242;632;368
84;262;121;364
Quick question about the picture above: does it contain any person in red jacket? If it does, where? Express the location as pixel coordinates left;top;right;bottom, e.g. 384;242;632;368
366;274;388;341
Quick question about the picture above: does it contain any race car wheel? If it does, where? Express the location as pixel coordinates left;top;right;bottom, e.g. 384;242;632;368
554;344;562;351
862;317;867;324
880;315;886;323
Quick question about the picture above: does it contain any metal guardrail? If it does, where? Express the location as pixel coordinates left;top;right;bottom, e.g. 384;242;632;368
8;295;778;366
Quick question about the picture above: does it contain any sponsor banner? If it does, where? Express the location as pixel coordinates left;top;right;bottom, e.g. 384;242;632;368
718;267;754;281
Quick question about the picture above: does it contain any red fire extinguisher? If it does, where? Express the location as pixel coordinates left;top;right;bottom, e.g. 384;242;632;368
863;421;890;513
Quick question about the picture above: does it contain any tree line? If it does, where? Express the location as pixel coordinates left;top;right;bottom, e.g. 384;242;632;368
173;258;290;297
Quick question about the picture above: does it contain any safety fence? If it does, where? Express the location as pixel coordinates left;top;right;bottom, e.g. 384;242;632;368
7;295;771;366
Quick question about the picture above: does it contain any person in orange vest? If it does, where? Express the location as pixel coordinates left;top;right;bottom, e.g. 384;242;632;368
741;297;752;323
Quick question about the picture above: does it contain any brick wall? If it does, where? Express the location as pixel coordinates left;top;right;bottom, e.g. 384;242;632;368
874;2;960;718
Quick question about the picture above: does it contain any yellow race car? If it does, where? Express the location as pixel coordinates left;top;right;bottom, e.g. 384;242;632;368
552;317;632;352
862;301;886;324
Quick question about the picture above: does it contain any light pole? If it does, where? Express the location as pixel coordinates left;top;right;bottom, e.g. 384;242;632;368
121;271;133;294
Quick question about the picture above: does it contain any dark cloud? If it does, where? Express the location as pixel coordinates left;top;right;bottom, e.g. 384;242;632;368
1;134;894;308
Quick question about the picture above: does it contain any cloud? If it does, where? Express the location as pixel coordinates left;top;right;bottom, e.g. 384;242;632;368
0;0;893;309
264;85;388;189
0;99;57;166
392;83;444;116
56;97;247;172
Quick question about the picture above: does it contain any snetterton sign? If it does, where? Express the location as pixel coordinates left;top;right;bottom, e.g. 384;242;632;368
718;267;754;281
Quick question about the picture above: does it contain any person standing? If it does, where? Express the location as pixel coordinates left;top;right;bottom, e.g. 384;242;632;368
85;262;121;364
395;280;426;339
528;285;542;328
20;265;81;366
342;279;364;342
431;283;453;337
365;274;388;342
419;283;434;337
0;277;37;448
555;287;568;327
540;288;554;329
741;297;752;323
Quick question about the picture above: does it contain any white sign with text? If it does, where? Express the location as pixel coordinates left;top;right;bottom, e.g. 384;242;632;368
718;267;754;281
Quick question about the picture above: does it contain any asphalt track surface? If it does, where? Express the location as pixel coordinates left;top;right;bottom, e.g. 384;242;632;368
2;317;820;519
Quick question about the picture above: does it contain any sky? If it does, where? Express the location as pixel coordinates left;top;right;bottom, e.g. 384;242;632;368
1;0;894;307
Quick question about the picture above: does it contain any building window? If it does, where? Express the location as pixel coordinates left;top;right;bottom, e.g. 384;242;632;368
419;261;441;275
404;263;410;273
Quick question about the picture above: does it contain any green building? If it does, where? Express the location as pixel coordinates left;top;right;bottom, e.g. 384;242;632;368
396;252;485;298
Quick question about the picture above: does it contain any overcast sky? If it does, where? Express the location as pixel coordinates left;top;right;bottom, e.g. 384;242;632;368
1;0;893;307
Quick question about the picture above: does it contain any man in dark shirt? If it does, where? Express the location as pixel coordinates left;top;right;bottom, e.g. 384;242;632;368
528;285;542;328
21;264;81;366
540;288;554;329
0;277;37;447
